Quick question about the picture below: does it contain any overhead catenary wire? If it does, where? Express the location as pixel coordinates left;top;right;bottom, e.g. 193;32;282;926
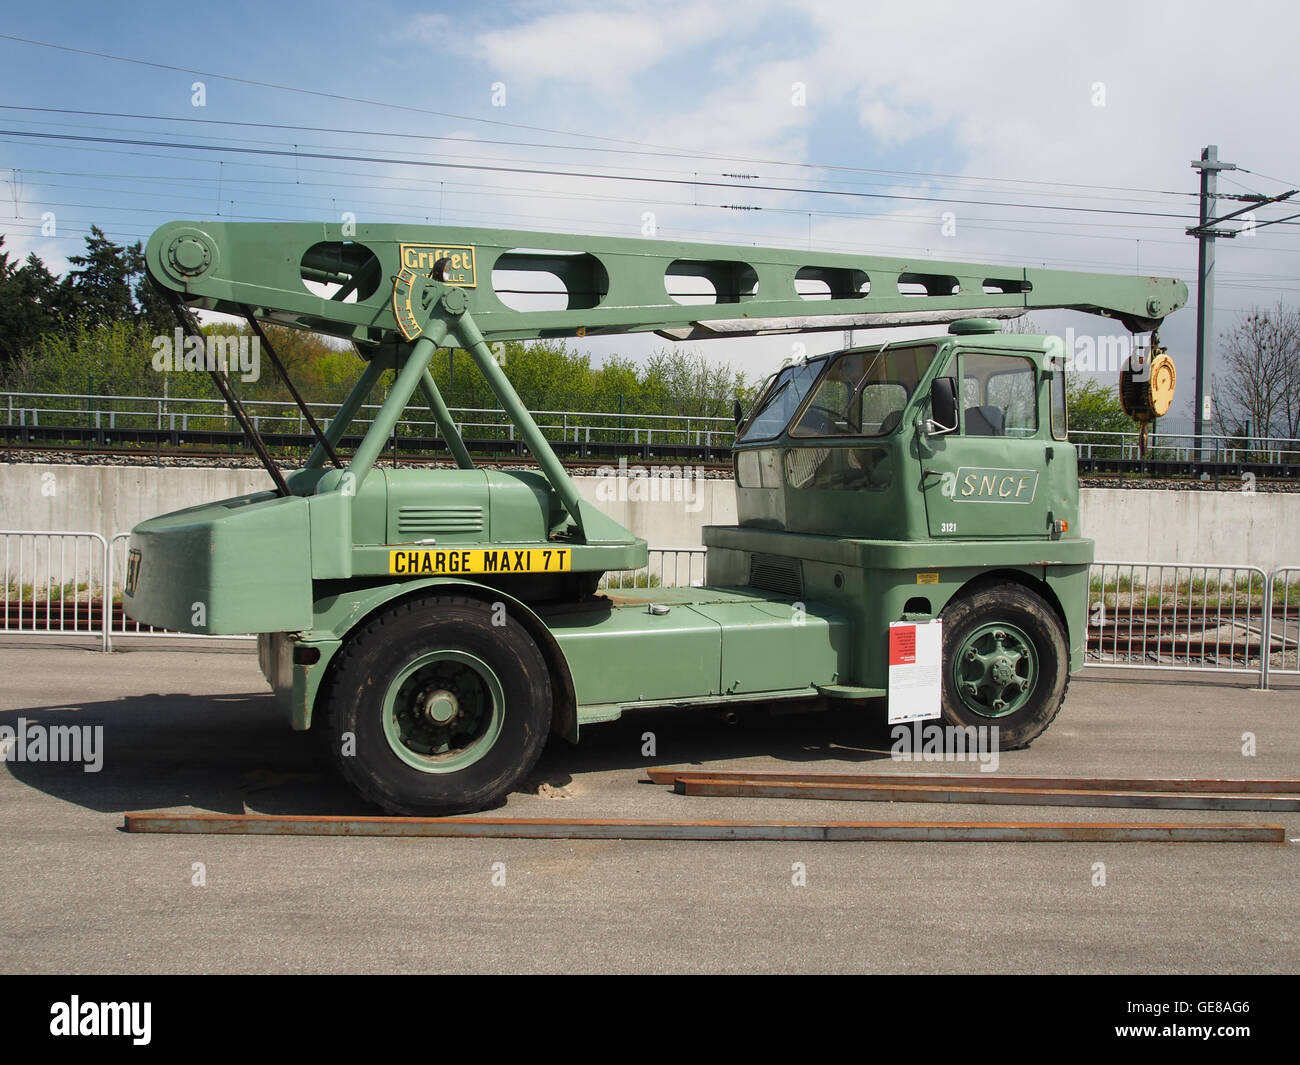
0;105;1207;206
11;158;1299;257
4;126;1295;252
0;38;1221;200
0;128;1210;223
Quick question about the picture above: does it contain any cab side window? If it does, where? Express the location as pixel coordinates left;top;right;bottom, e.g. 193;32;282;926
860;382;908;435
1051;368;1068;439
961;353;1038;437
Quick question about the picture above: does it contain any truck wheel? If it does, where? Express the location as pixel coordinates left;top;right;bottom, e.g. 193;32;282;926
939;584;1069;750
322;595;552;815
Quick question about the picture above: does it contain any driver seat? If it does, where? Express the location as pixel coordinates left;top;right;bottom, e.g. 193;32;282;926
964;405;1004;436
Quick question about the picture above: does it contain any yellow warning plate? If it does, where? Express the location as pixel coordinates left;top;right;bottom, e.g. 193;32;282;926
389;547;571;576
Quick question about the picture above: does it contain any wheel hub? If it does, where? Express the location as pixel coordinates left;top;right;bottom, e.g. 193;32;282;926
382;650;505;773
419;687;459;724
952;621;1038;719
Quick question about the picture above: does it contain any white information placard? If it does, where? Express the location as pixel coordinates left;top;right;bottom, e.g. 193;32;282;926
887;619;943;724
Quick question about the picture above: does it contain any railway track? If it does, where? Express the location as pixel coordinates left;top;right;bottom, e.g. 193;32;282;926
1;441;734;473
4;430;1299;483
1087;602;1297;669
1;424;734;467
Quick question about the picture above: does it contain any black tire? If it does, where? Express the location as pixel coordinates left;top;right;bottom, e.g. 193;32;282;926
321;594;552;815
939;583;1069;750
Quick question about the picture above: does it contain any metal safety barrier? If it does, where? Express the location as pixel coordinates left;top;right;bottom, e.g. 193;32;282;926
1087;561;1275;688
0;530;109;651
1072;428;1300;467
600;549;707;590
1265;567;1300;688
105;533;255;650
2;391;736;450
0;533;707;649
105;542;706;642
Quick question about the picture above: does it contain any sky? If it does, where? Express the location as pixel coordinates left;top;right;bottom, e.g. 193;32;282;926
2;0;1297;431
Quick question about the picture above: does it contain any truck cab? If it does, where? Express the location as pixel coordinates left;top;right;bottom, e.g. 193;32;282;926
703;319;1091;750
732;320;1076;543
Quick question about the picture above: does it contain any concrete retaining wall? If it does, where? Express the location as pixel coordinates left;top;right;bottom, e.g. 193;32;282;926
0;463;1295;571
1078;488;1296;570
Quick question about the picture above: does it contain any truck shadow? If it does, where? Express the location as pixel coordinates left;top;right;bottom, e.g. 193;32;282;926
0;692;900;818
541;700;899;783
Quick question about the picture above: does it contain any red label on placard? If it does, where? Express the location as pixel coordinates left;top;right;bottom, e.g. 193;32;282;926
890;625;916;665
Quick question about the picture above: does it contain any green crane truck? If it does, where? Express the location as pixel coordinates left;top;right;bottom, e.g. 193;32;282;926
125;221;1185;813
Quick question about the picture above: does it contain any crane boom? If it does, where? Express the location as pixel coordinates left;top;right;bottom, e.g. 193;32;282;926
146;221;1187;347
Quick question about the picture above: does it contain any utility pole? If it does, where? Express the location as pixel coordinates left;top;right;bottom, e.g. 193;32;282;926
1188;146;1236;455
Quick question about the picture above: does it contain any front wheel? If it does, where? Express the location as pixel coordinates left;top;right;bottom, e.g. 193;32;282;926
939;583;1069;750
322;595;552;815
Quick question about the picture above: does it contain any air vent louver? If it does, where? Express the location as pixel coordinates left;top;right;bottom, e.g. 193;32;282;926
398;505;485;536
748;553;803;597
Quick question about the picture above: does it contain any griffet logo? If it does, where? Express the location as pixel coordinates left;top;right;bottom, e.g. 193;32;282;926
399;243;476;287
954;467;1038;503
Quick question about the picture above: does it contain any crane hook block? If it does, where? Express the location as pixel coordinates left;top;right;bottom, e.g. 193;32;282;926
1119;349;1176;423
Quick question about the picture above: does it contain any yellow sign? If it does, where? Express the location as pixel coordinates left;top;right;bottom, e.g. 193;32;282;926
398;243;476;287
389;547;571;576
916;572;939;584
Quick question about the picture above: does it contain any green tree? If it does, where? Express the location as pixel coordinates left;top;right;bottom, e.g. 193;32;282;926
639;348;749;418
1066;377;1131;435
502;339;594;411
3;317;164;397
63;226;147;329
134;271;176;336
0;239;68;365
200;321;361;405
592;354;640;412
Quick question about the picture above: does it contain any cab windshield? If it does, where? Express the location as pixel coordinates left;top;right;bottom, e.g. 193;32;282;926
736;356;827;443
790;344;938;437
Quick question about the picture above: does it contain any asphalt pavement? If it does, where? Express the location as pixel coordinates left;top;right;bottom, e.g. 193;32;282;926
1;640;1296;974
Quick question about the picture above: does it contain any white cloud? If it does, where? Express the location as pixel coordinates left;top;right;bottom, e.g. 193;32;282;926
467;3;732;91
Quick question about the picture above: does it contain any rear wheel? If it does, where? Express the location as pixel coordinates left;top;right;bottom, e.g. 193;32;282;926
322;595;552;815
939;583;1069;749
